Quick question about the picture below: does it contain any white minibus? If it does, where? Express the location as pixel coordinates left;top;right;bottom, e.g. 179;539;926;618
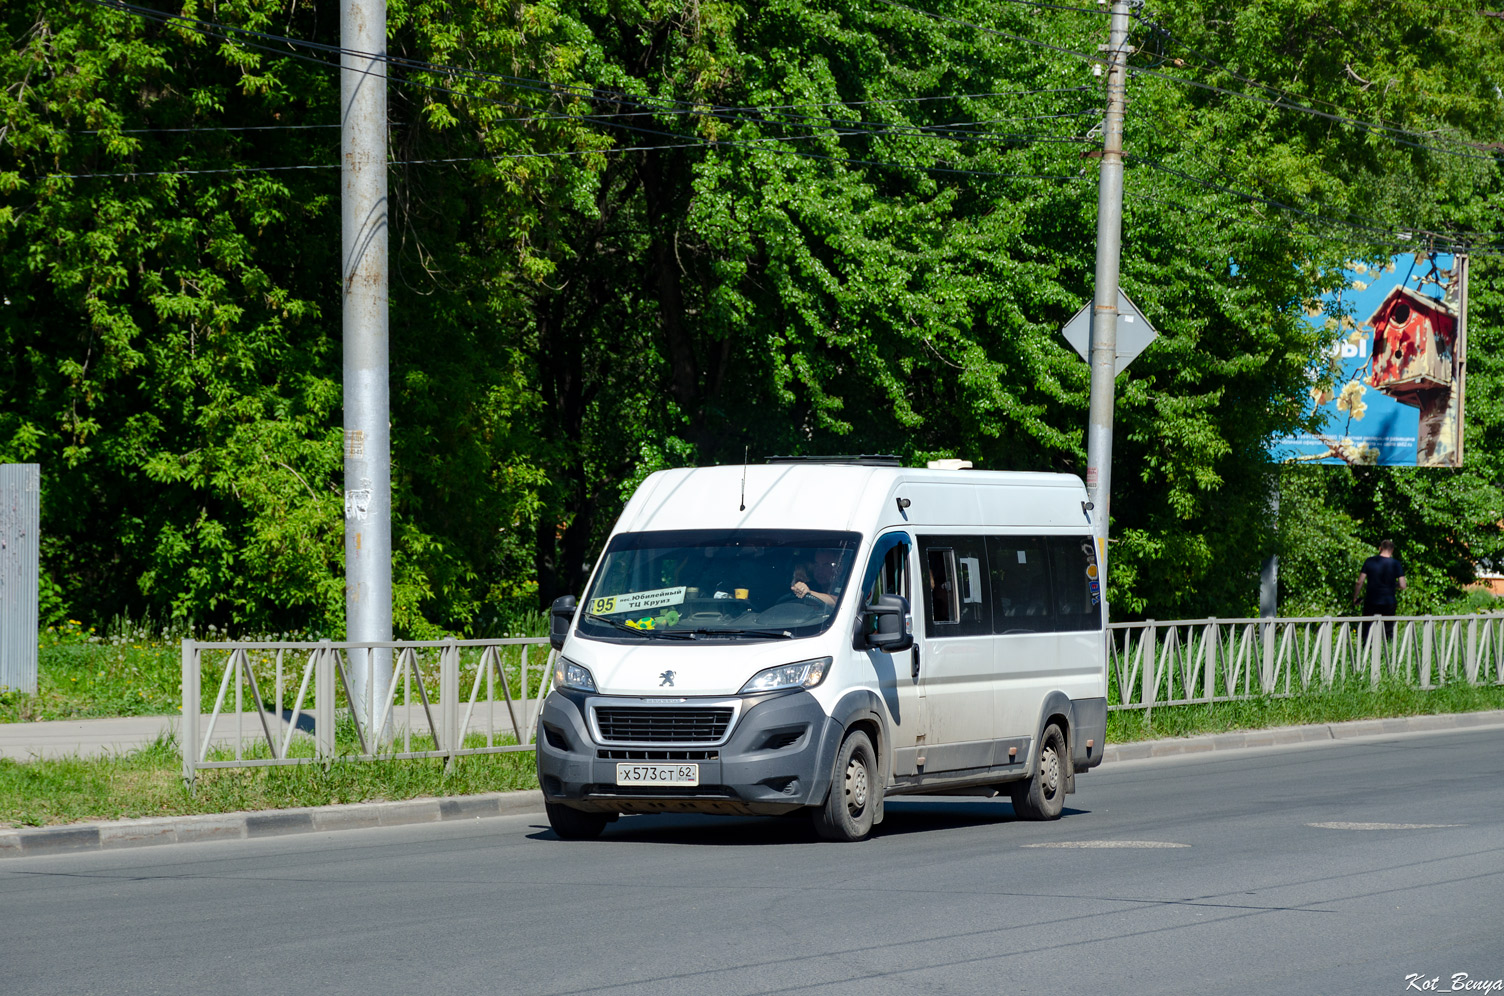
536;457;1108;841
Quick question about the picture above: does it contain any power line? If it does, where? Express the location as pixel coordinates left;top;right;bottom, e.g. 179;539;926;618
75;0;1499;249
1124;59;1502;164
869;0;1504;163
1125;187;1502;258
1140;11;1504;158
92;0;1090;128
79;124;341;134
1125;152;1500;249
71;0;1103;184
868;0;1111;71
969;0;1113;13
87;0;1100;161
37;124;1093;182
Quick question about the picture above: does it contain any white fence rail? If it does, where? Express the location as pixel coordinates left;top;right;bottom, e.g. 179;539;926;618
181;638;554;786
1109;614;1504;713
181;615;1504;781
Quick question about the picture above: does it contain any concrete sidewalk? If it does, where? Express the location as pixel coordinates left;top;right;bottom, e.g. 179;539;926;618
1;713;187;761
0;712;295;761
0;700;532;761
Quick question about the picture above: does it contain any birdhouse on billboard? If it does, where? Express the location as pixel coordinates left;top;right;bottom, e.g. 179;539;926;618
1365;284;1461;466
1367;286;1457;402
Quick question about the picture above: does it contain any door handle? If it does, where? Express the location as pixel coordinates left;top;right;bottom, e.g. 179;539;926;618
911;645;921;681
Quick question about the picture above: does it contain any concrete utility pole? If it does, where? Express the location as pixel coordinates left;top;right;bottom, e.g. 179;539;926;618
1085;0;1133;582
342;0;392;738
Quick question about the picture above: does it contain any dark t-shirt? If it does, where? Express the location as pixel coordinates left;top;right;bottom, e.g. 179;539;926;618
1362;555;1405;607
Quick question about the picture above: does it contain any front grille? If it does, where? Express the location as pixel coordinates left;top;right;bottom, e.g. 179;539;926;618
597;748;719;761
594;706;733;744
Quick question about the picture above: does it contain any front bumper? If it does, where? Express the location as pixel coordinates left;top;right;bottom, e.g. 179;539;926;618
536;687;839;816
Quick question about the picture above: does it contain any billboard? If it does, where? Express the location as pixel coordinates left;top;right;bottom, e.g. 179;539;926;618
1272;251;1468;467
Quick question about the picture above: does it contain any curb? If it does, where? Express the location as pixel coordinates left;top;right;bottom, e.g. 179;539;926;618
1099;708;1504;763
4;710;1503;859
0;789;546;860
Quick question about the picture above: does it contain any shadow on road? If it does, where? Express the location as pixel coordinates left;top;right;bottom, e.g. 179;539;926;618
524;799;1089;845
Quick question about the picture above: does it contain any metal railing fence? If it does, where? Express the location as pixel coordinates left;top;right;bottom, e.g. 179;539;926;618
181;637;554;786
181;615;1504;781
1109;614;1504;714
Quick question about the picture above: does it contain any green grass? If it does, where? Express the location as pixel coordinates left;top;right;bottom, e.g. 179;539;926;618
0;626;183;722
1107;677;1504;742
0;733;540;828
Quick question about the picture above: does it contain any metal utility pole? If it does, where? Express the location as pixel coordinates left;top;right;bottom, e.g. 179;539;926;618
1085;0;1133;582
342;0;392;738
0;464;39;696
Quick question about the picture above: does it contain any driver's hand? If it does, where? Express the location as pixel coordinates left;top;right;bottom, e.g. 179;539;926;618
792;581;808;598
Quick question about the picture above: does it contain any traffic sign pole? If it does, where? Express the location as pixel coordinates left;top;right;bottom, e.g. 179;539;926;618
1085;0;1132;587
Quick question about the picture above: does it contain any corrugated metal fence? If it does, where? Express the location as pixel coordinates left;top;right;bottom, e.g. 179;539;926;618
0;464;39;695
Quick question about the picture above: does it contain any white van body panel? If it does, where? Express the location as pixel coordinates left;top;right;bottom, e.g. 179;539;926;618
536;462;1109;830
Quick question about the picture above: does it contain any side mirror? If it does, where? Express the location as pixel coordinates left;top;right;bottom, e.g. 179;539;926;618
864;593;913;653
549;595;578;651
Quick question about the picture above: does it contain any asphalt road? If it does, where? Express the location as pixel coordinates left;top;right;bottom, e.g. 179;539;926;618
3;726;1501;996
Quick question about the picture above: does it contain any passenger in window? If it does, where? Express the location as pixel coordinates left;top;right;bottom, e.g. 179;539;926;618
791;555;841;607
926;556;955;623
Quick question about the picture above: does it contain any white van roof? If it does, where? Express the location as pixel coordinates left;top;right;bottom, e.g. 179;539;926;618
616;463;1092;536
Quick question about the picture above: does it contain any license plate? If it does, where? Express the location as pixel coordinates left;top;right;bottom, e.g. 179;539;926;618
616;763;699;786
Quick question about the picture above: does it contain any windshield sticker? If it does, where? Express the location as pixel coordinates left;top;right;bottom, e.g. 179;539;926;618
590;586;687;617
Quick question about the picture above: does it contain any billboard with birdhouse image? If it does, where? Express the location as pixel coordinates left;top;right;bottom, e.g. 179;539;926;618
1272;250;1468;467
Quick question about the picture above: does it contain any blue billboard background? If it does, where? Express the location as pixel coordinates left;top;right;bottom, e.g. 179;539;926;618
1271;251;1458;467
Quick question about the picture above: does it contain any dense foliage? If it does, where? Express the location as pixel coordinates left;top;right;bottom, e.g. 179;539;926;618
1;0;1500;634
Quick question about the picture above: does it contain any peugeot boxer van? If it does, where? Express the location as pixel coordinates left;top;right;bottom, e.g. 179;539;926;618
536;457;1108;841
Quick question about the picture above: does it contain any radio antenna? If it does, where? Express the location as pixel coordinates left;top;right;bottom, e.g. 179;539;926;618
739;446;748;511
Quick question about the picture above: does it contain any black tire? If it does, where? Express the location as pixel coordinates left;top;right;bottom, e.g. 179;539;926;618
546;802;609;840
1010;723;1067;821
812;730;878;842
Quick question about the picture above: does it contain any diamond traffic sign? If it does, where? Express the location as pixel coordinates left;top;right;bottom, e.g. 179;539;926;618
1061;289;1158;375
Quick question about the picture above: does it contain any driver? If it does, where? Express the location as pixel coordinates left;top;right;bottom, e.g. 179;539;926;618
791;554;842;607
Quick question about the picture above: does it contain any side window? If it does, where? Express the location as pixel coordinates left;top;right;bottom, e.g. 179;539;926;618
925;548;958;625
1048;537;1103;632
987;536;1052;633
866;538;911;604
920;536;990;637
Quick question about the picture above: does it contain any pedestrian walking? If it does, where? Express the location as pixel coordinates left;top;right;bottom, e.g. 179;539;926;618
1353;539;1407;643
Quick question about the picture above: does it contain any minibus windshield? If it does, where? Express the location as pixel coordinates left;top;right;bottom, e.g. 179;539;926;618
578;529;861;641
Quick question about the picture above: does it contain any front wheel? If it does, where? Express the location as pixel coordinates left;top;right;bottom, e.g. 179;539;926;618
812;730;877;842
546;802;609;840
1010;723;1067;821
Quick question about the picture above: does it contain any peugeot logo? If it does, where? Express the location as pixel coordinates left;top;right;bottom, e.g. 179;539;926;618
659;670;676;687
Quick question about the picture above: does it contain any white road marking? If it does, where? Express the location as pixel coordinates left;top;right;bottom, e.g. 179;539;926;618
1022;840;1191;848
1307;822;1464;830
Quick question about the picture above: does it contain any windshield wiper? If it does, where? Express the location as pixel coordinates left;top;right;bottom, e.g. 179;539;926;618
700;628;794;640
585;616;792;640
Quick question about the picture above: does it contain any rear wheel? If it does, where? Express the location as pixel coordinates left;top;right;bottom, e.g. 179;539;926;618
812;730;877;842
546;802;609;840
1010;723;1067;821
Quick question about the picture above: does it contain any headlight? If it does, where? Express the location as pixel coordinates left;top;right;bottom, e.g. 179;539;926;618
553;657;597;693
739;657;831;694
